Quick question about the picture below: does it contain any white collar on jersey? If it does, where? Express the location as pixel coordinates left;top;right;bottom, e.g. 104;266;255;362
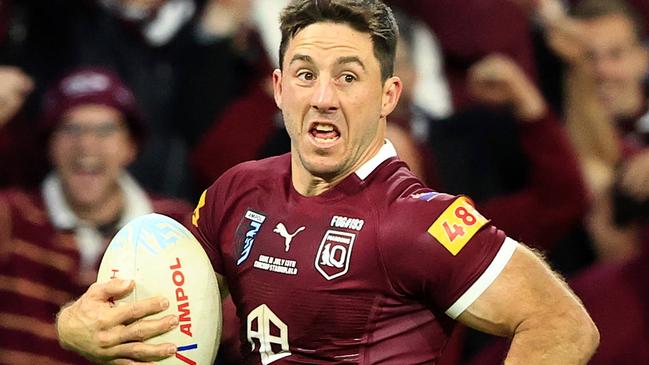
354;139;397;180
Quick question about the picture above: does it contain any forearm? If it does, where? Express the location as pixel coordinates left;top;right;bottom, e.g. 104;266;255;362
458;245;599;365
504;292;599;365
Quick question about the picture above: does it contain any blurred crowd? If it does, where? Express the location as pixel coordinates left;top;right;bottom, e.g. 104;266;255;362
1;0;648;364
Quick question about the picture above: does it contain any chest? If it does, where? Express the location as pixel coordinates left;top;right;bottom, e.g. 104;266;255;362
220;197;380;291
217;196;405;359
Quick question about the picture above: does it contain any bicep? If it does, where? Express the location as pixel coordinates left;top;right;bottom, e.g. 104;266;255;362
456;243;580;337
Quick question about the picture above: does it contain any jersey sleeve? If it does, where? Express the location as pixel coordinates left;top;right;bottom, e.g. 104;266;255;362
379;192;517;319
188;167;241;275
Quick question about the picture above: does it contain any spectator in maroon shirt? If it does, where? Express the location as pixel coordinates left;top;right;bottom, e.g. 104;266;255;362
0;67;192;365
511;0;649;263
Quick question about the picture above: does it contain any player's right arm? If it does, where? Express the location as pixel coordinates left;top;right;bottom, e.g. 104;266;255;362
381;193;597;364
56;279;178;364
456;243;599;364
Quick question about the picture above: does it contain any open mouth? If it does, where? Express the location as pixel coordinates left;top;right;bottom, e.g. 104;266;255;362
71;158;104;176
309;122;340;144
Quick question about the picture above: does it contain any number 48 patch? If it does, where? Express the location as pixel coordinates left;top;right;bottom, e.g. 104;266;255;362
427;196;488;255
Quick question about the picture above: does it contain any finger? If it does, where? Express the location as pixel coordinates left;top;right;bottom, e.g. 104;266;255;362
0;69;33;93
87;279;135;301
109;359;156;365
100;315;177;346
471;66;508;86
16;74;34;94
120;315;178;342
111;296;170;325
105;341;177;363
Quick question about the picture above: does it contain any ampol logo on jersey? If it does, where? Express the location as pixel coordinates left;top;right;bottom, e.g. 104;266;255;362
315;230;356;280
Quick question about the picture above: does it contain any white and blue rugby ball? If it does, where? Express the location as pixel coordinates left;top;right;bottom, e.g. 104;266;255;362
97;213;221;364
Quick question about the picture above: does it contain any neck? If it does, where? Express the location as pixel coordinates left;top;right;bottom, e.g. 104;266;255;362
291;136;385;197
291;170;337;196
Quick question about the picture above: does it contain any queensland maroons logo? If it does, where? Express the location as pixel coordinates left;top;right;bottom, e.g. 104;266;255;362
314;230;355;280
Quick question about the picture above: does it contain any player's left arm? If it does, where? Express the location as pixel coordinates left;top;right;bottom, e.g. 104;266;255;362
456;243;599;364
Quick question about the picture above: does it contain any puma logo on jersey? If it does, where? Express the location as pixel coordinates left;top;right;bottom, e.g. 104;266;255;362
273;223;305;252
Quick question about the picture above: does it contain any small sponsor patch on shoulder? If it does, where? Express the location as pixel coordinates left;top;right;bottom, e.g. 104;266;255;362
410;191;439;202
427;196;488;255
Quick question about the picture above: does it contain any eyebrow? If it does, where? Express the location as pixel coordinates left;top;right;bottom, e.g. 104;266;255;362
289;54;366;71
289;54;315;66
336;56;366;71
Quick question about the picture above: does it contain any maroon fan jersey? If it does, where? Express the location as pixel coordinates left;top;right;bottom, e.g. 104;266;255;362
190;142;517;364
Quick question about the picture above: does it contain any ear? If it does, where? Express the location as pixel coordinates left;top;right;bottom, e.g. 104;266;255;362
380;76;403;118
638;45;649;75
272;69;283;110
122;137;138;167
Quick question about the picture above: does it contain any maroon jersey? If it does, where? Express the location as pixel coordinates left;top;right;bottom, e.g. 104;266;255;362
190;142;516;364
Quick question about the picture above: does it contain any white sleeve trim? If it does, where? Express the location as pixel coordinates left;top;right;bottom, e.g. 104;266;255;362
445;237;518;319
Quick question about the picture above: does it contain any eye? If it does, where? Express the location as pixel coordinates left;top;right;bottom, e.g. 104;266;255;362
339;73;357;84
608;47;624;61
297;70;316;81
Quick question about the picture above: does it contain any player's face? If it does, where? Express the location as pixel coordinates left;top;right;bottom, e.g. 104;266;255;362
49;104;136;210
582;14;649;118
273;22;401;183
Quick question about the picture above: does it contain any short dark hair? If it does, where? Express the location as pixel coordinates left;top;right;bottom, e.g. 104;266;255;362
573;0;646;41
279;0;399;81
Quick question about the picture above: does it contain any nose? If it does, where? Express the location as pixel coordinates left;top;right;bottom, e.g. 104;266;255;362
76;130;100;151
311;77;339;113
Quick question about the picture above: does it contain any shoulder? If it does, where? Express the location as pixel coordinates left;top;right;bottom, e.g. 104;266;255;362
379;187;468;241
201;154;290;206
194;154;291;224
0;187;38;204
0;187;46;218
375;169;496;259
368;159;457;218
213;154;290;189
